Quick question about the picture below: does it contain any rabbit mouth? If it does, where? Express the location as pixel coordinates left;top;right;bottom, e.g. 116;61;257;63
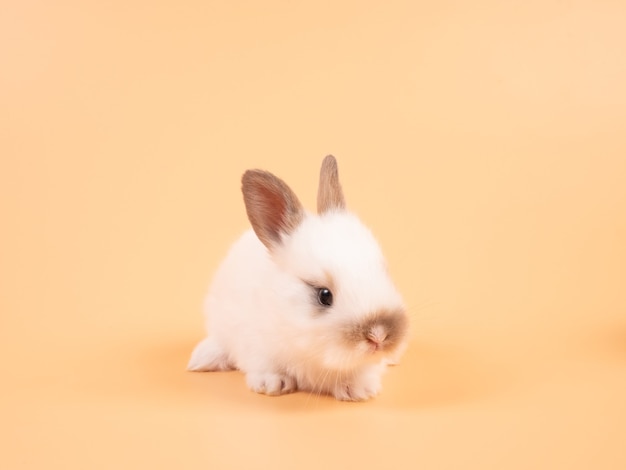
366;342;385;354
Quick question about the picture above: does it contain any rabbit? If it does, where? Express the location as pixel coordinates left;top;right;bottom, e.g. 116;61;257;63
187;155;409;401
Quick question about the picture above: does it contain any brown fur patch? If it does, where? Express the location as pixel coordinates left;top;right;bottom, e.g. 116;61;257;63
342;308;409;353
317;155;346;214
242;170;304;249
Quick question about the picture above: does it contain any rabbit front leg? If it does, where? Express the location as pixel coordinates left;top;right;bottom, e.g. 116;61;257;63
245;370;297;396
330;364;385;401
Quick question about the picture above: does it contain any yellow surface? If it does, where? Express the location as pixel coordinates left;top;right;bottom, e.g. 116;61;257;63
2;1;626;468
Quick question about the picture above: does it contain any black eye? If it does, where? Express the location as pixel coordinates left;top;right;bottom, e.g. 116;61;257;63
317;288;333;307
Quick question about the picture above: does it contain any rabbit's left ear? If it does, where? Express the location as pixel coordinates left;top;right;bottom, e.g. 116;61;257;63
317;155;346;214
242;169;304;250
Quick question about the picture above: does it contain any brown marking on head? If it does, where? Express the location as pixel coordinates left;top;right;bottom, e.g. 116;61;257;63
242;169;304;249
317;155;346;214
342;308;409;353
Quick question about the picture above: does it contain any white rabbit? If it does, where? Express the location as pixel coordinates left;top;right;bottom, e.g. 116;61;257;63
188;155;408;401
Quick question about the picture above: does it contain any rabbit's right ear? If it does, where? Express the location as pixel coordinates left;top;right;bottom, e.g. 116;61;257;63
317;155;346;214
242;170;304;249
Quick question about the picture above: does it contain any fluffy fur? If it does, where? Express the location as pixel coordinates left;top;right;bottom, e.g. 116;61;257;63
188;156;408;401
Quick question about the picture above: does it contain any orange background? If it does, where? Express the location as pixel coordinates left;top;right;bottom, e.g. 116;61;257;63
2;1;625;468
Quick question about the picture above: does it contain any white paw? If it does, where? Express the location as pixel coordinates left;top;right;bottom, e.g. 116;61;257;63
332;374;382;401
246;372;297;396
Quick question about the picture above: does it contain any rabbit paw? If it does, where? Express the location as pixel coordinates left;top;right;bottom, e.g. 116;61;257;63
332;374;382;401
246;372;297;396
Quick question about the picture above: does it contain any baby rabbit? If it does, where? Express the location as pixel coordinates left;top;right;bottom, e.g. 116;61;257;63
188;155;408;401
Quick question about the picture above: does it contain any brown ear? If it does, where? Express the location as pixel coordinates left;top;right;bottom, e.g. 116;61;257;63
317;155;346;214
241;169;304;249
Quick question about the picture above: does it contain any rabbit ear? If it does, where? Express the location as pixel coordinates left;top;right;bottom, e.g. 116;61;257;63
242;169;304;249
317;155;346;214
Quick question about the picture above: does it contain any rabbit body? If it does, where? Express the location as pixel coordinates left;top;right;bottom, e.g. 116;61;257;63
188;156;408;401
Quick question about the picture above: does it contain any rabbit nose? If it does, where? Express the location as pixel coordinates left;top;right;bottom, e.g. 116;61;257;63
367;325;388;346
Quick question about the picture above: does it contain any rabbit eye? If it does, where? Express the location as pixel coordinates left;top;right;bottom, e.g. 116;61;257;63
317;288;333;307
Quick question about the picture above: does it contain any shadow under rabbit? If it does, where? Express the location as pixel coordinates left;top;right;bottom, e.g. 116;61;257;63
576;321;626;363
136;336;345;412
376;340;514;409
136;336;512;412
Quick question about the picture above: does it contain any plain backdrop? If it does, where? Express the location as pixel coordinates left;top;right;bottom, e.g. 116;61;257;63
1;1;625;469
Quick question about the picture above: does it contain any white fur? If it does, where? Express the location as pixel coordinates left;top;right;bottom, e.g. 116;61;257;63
188;207;408;401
